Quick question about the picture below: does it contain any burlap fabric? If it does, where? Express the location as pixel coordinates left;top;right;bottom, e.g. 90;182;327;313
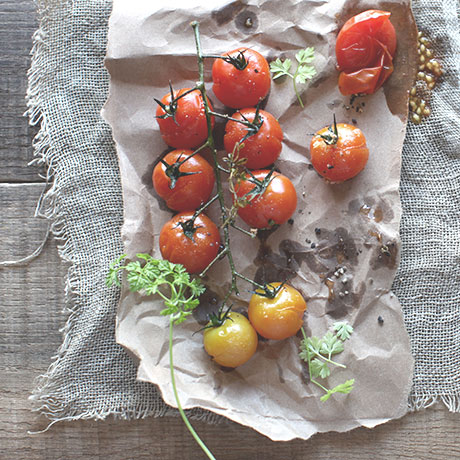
28;0;460;423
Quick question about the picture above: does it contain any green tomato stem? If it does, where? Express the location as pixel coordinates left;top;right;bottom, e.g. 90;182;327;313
169;317;216;460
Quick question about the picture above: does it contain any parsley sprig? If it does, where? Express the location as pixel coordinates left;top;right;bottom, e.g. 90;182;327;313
107;254;215;460
300;322;355;402
269;47;317;108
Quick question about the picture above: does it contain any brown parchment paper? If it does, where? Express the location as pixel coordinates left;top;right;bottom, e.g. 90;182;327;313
102;0;418;441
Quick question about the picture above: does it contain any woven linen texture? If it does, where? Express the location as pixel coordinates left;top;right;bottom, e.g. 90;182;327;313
28;0;460;422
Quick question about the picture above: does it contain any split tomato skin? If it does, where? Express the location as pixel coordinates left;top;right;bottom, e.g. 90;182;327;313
235;170;297;229
223;108;283;169
156;88;214;149
310;123;369;182
153;150;215;212
159;212;221;274
212;48;271;109
203;312;258;368
248;283;307;340
335;10;397;95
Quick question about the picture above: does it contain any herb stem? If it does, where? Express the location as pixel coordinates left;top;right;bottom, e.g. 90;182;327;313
292;77;304;108
169;317;216;460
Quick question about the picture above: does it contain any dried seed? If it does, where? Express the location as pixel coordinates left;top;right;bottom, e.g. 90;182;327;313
417;71;426;79
412;113;421;124
423;107;431;116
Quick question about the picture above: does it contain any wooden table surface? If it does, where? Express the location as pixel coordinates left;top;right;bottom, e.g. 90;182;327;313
2;2;460;459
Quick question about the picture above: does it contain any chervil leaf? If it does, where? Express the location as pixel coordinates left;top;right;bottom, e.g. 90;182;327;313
295;47;315;64
107;254;205;324
269;47;316;108
269;58;292;79
320;331;344;356
295;65;317;84
333;322;354;341
310;358;331;379
320;379;355;402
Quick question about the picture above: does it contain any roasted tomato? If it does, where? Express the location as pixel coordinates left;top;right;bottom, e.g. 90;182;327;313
212;48;271;109
235;170;297;229
203;311;258;368
248;283;307;340
153;150;215;212
336;10;397;95
159;212;221;274
223;108;283;169
156;88;215;149
310;118;369;182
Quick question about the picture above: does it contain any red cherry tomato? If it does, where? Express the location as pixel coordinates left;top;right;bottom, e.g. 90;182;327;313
248;283;307;340
156;88;215;149
235;170;297;229
335;10;397;95
153;150;215;212
310;121;369;182
212;48;271;109
159;212;221;274
223;108;283;169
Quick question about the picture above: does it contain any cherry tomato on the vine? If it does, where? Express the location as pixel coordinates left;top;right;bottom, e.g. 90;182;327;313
235;170;297;229
203;312;258;368
153;150;215;212
248;283;307;340
159;212;221;274
223;108;283;169
310;120;369;183
336;10;397;95
156;88;215;149
212;48;271;109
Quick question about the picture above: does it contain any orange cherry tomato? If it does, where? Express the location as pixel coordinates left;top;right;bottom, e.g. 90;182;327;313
248;283;307;340
153;150;215;212
159;212;221;274
235;170;297;229
336;10;397;95
223;108;283;169
310;121;369;182
156;88;215;149
212;48;271;109
203;312;258;368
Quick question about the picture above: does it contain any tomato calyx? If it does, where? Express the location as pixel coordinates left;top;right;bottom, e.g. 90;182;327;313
319;114;339;146
218;49;249;70
242;166;276;202
176;217;200;241
237;104;265;144
253;281;287;299
155;82;198;125
160;154;200;189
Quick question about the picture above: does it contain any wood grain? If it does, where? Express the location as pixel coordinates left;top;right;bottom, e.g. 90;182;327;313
1;1;460;459
0;0;41;183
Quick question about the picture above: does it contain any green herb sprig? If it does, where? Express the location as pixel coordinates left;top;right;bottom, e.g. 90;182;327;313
107;254;216;460
269;47;317;108
299;321;354;402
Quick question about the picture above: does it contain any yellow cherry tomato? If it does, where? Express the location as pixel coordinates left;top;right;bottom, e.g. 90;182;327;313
248;283;307;340
203;312;258;368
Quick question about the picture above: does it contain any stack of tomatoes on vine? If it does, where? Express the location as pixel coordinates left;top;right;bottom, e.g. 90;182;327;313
153;42;306;368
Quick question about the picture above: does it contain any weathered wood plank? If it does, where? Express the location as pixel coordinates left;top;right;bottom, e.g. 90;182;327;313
0;0;42;183
1;183;460;459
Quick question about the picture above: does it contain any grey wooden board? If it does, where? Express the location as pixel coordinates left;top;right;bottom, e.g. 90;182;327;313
0;0;42;183
1;1;460;459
